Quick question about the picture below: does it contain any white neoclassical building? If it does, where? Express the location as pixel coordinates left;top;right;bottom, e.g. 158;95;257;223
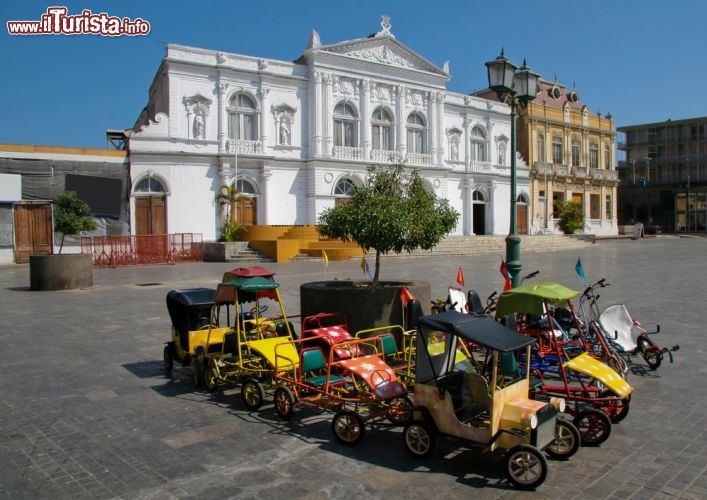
129;17;528;241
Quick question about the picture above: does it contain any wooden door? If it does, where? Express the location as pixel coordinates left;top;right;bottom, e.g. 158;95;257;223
236;197;256;226
135;196;167;259
517;204;528;234
14;203;53;263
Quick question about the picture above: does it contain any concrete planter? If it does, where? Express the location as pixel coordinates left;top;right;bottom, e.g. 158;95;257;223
29;254;93;291
300;280;431;336
200;241;248;262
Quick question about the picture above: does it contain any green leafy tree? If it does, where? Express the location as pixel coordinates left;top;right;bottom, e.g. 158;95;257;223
554;200;584;234
317;164;459;283
214;182;245;241
54;191;97;253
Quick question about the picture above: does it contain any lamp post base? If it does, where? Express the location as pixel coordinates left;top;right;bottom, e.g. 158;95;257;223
505;234;522;288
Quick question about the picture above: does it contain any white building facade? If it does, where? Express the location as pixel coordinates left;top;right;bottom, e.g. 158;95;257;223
129;18;528;241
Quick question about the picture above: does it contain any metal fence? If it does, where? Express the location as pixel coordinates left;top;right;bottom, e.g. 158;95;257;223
81;233;204;267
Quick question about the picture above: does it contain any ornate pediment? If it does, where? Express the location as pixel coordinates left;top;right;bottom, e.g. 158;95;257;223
309;17;447;77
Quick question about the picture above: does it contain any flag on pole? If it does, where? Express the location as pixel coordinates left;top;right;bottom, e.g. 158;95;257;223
575;257;587;286
400;286;414;303
360;256;373;280
456;266;465;287
322;250;329;272
500;259;512;291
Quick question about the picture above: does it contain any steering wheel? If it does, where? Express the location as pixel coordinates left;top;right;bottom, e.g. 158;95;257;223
248;304;269;316
370;369;392;388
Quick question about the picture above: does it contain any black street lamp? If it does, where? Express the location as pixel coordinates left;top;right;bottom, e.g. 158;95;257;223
486;50;540;287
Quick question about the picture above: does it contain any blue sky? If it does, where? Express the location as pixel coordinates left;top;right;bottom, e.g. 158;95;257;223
3;0;706;149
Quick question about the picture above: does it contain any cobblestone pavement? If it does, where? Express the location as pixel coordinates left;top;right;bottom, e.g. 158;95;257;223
0;236;705;499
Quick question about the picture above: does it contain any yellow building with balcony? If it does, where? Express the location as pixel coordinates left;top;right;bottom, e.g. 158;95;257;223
516;80;619;235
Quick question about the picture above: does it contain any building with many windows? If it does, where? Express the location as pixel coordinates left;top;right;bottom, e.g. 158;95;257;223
617;116;707;232
128;17;529;241
479;80;619;236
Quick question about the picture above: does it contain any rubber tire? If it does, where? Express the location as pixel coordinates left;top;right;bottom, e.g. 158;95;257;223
331;410;365;446
163;345;173;371
545;418;581;460
573;409;612;446
403;420;435;458
203;360;219;393
274;386;295;420
387;396;413;426
638;337;662;370
241;378;265;410
505;444;548;490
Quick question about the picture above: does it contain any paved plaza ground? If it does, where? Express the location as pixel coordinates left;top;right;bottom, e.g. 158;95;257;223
0;236;705;499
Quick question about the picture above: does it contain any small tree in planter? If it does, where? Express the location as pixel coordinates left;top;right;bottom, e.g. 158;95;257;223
214;182;246;242
317;164;459;283
554;200;584;234
54;191;97;253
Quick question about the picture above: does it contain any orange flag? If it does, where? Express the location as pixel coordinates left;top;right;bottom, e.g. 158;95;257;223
400;286;414;303
456;266;465;287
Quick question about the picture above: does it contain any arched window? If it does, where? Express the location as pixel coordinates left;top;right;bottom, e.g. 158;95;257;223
334;177;356;196
407;112;427;154
473;190;486;202
134;176;166;193
470;126;487;161
334;102;357;147
234;179;256;195
228;93;257;141
517;193;529;204
372;107;393;151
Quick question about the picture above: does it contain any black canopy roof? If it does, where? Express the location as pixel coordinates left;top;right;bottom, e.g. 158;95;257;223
417;310;536;352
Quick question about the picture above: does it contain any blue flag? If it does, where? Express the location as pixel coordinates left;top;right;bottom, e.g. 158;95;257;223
575;257;587;286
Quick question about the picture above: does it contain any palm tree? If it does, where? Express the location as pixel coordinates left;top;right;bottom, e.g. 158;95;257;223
214;182;242;223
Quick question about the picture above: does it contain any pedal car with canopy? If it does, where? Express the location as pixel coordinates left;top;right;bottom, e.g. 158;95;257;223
403;311;577;490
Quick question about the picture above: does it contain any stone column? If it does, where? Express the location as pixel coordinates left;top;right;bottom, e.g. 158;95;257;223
259;85;269;154
428;92;437;165
312;70;322;157
437;93;445;166
217;81;229;153
260;166;272;225
396;85;406;157
463;116;471;172
464;177;473;235
361;79;371;159
323;73;333;157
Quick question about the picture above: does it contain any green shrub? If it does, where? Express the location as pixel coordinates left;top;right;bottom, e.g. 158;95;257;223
54;191;97;253
554;200;584;234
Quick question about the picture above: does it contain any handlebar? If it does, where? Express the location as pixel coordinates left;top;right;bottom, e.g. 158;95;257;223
582;278;610;298
523;270;540;281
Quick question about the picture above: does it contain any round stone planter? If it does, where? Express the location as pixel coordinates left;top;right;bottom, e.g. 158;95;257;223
30;254;94;291
300;280;431;336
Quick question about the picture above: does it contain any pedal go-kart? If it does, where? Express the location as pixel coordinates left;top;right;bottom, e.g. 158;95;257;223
201;267;299;410
300;312;364;362
402;310;579;490
495;282;633;441
273;336;411;445
164;287;231;386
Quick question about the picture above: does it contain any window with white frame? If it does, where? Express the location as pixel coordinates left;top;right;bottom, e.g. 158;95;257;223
334;177;356;196
552;135;563;164
603;143;611;169
406;112;427;154
371;107;393;151
537;132;546;162
334;102;358;147
470;126;487;161
589;143;598;169
572;138;581;167
228;93;257;141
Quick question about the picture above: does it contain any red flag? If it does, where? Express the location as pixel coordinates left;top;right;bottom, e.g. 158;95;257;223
456;266;465;288
500;259;512;291
400;286;414;303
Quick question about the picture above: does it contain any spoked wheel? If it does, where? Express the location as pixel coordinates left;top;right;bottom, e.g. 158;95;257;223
599;393;631;423
203;360;219;393
402;420;435;458
273;386;295;420
331;410;365;445
505;444;548;490
545;418;581;460
637;337;662;370
163;345;173;371
573;409;612;446
386;396;413;426
241;378;265;410
607;354;629;377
